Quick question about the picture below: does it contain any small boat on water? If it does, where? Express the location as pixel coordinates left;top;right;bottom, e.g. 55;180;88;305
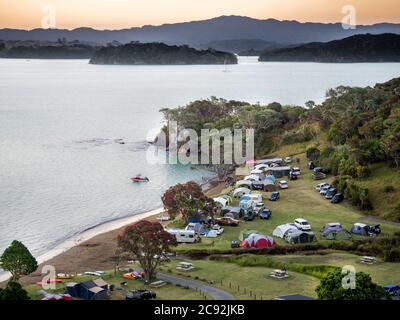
130;174;149;182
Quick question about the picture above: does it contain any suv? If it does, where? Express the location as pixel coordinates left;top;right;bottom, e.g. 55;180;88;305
269;192;280;201
325;188;337;199
291;167;301;176
320;185;331;196
253;203;265;215
279;180;288;189
126;289;156;300
244;210;257;221
294;218;312;231
307;161;315;170
331;193;344;204
259;209;272;220
315;182;330;191
284;156;292;163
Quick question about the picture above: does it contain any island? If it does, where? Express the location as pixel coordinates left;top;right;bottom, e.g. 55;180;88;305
89;42;238;65
259;33;400;62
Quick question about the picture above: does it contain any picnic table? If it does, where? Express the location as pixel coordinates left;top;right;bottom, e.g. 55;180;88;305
270;269;289;279
360;256;376;264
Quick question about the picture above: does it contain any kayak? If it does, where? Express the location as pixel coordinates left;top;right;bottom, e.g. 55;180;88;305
130;177;149;182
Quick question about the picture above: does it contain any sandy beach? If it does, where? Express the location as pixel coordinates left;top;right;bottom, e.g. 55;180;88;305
0;182;226;286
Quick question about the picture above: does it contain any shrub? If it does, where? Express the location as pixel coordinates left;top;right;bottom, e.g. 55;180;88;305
306;147;320;161
383;185;395;193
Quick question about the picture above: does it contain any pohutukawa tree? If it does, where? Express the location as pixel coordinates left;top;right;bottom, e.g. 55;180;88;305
161;181;216;223
117;221;177;282
0;240;38;282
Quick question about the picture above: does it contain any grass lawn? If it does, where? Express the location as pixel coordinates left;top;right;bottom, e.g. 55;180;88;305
272;252;400;285
160;258;319;300
24;270;211;300
173;153;400;253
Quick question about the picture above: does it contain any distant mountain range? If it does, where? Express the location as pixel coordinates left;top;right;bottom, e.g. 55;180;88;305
259;33;400;62
1;15;400;50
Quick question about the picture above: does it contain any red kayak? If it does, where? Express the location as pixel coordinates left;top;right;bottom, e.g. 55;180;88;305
130;176;149;182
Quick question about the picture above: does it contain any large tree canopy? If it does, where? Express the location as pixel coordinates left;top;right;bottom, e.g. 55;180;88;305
118;221;177;281
0;240;38;282
316;269;388;300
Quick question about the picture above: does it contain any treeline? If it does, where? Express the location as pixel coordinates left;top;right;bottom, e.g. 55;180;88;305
160;76;400;220
90;42;238;65
0;41;97;59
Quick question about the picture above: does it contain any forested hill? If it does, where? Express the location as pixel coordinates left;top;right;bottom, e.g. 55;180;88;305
259;33;400;62
89;42;238;65
160;77;400;221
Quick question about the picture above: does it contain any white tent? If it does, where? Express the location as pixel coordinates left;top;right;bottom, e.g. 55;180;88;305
250;169;263;175
236;180;252;187
255;164;269;171
213;197;228;207
244;174;260;181
233;187;251;197
273;224;299;238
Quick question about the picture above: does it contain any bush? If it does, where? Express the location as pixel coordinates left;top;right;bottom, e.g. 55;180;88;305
383;185;395;193
0;282;30;301
384;248;400;262
306;147;320;161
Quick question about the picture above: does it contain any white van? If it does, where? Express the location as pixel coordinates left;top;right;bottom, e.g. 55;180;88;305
166;229;198;243
248;193;263;203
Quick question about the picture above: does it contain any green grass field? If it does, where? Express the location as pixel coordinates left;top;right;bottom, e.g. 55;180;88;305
24;271;211;300
173;153;400;253
160;258;319;300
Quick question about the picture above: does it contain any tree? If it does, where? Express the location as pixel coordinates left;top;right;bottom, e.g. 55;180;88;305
0;240;37;282
118;221;177;282
161;181;216;222
0;281;30;300
316;270;388;300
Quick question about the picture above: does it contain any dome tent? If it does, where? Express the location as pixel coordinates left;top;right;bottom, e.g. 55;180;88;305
285;230;316;244
322;227;352;240
273;224;298;239
233;187;251;198
236;180;252;188
239;230;259;241
241;234;276;248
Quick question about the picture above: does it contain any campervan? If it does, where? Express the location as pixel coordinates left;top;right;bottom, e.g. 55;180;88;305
166;229;199;243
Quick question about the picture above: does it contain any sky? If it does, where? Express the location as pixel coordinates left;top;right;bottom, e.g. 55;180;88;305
0;0;399;30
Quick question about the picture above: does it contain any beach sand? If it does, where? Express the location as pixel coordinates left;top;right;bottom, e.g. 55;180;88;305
1;181;226;287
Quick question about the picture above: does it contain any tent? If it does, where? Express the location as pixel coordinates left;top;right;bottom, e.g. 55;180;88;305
233;187;251;198
264;180;277;192
220;195;233;205
273;224;298;239
322;227;352;240
351;223;380;236
244;175;260;181
265;175;276;183
239;230;259;241
213;197;228;207
241;234;276;248
236;180;252;188
250;169;263;175
285;231;316;244
221;206;241;218
255;164;269;171
66;279;108;300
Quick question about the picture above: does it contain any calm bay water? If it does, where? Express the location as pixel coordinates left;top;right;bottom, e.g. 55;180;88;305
0;56;400;257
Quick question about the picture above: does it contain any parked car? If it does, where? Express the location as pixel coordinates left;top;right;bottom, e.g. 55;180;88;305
216;216;240;226
313;167;324;174
259;209;272;220
126;289;156;300
269;192;280;201
307;161;315;170
315;182;330;191
211;224;224;235
325;188;337;199
289;172;298;180
291;167;301;176
244;210;257;221
320;185;331;196
294;218;312;231
331;193;344;204
279;180;288;189
253;203;265;215
231;240;240;248
384;285;400;296
284;156;292;163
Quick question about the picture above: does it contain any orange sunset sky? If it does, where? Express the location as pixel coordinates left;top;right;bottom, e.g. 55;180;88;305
0;0;399;30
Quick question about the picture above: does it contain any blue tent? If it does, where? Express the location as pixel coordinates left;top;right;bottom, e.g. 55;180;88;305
384;285;400;296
